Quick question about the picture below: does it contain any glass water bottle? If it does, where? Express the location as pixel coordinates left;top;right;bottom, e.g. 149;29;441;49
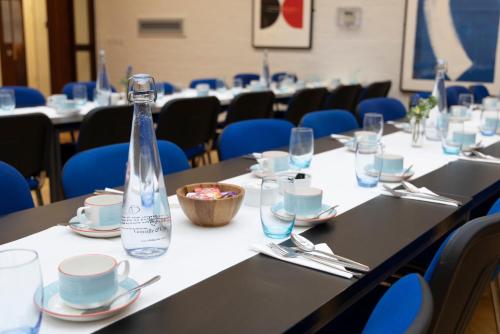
96;49;112;106
425;59;447;141
121;74;172;259
261;49;271;88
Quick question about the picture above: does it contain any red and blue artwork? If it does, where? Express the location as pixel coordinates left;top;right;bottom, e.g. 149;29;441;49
253;0;313;49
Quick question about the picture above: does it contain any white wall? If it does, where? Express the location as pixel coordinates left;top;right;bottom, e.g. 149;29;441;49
95;0;407;100
23;0;51;96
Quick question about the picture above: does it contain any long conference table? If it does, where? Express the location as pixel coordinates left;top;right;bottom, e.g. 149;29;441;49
1;125;499;333
0;86;301;126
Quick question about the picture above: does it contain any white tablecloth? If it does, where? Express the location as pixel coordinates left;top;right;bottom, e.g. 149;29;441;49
1;130;499;333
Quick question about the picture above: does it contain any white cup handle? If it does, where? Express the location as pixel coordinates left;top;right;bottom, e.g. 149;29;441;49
117;260;130;283
76;206;90;224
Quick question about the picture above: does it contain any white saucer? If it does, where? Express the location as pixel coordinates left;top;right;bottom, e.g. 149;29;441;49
35;278;140;322
271;202;337;227
344;140;356;152
249;164;295;179
366;166;415;183
68;216;121;238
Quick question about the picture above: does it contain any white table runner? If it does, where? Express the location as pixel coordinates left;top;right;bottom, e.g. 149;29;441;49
1;130;498;333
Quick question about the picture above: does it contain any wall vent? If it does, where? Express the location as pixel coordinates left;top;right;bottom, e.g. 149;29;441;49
138;18;184;36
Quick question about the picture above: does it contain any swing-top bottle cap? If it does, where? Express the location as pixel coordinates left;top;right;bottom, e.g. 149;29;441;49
128;74;157;103
436;59;447;71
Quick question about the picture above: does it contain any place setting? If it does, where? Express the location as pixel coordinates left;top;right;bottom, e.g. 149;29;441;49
65;194;123;238
35;253;159;322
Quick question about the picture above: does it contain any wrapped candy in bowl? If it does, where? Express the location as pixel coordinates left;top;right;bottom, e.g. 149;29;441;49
176;183;245;227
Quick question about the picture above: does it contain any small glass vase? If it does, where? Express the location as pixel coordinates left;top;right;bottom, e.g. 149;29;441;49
411;117;425;147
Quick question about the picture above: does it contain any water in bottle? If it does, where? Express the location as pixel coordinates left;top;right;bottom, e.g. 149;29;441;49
425;59;447;141
96;49;112;106
121;74;172;259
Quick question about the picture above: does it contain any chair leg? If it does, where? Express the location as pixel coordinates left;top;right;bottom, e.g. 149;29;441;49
35;188;44;206
202;153;208;166
491;275;500;333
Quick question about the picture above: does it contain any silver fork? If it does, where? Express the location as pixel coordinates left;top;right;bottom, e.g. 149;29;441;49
383;184;462;205
268;243;361;278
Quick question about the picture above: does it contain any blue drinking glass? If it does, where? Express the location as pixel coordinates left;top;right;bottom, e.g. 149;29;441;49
480;110;498;136
0;249;43;333
260;177;296;239
289;127;314;169
440;115;464;155
355;141;383;188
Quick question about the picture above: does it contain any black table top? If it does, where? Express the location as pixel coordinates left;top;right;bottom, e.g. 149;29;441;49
1;126;499;333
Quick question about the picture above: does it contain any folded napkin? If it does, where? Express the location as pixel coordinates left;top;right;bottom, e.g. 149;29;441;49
381;187;459;207
457;156;500;165
250;243;353;279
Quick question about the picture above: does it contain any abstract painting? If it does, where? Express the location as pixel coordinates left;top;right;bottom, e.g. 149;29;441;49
252;0;313;49
401;0;500;92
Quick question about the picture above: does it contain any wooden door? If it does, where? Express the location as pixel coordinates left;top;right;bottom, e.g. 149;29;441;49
0;0;27;86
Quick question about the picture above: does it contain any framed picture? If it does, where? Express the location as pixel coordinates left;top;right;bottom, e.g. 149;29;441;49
252;0;313;49
401;0;500;92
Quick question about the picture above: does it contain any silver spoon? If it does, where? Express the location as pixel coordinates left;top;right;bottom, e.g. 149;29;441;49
399;164;413;177
82;275;161;314
311;205;339;219
290;233;370;271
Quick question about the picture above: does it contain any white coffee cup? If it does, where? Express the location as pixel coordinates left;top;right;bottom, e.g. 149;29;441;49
76;194;123;230
258;151;289;173
58;254;129;309
284;187;323;218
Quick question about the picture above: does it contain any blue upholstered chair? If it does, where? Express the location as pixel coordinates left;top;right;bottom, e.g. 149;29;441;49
0;161;34;215
362;274;433;334
233;73;260;87
62;141;190;198
1;86;45;108
300;110;359;139
357;97;407;122
62;81;117;101
469;85;490;104
159;81;176;94
218;119;294;160
446;85;469;106
271;72;297;83
421;213;500;333
489;198;500;215
189;78;219;90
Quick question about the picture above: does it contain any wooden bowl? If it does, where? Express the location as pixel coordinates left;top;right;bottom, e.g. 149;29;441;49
176;183;245;227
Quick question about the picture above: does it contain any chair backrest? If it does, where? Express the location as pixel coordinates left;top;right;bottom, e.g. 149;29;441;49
77;105;134;152
357;81;392;103
2;86;45;108
423;214;500;333
468;85;490;104
62;141;190;198
300;110;359;138
225;91;275;125
272;72;297;83
189;78;219;89
323;84;362;112
357;97;407;122
488;198;500;215
0;113;54;178
218;119;294;160
0;161;34;215
156;96;220;151
446;85;469;107
362;274;433;334
233;73;260;87
285;88;328;125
